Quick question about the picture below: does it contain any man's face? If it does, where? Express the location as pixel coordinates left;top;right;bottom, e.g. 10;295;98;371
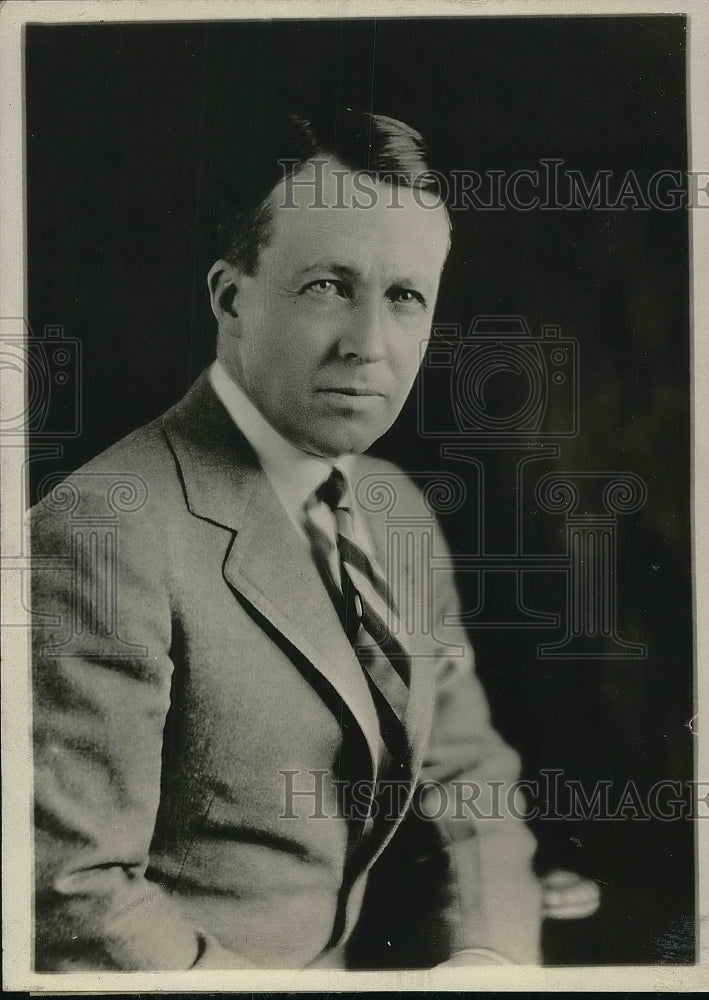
217;159;450;457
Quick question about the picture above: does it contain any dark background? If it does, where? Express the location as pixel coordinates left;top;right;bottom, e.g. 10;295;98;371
25;16;693;964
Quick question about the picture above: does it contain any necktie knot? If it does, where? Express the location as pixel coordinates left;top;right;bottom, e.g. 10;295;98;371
316;467;348;513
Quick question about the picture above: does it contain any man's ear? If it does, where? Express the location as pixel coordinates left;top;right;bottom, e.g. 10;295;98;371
207;259;240;328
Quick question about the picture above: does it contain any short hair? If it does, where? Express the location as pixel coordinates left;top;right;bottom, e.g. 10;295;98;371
213;109;442;276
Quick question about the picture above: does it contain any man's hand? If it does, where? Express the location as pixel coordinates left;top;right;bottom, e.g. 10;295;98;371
434;869;601;967
435;948;515;967
540;868;602;920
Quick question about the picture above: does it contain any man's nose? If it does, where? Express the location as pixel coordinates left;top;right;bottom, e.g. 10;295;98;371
337;298;387;362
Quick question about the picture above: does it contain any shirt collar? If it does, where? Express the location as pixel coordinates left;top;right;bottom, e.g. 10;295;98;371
209;359;354;530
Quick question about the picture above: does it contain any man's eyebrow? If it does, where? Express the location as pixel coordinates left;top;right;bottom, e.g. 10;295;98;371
387;273;433;288
296;262;360;280
295;262;435;288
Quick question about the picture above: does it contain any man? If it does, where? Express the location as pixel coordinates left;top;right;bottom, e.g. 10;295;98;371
30;110;543;970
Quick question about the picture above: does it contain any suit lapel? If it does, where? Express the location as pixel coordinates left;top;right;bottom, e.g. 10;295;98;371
162;374;381;781
223;473;382;781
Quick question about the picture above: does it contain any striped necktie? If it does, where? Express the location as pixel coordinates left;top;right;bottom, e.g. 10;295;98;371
313;467;411;767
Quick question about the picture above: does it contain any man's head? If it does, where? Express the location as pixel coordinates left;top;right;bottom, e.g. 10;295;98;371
208;111;450;458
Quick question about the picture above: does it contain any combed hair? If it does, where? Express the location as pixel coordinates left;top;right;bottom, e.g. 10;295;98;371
213;109;442;276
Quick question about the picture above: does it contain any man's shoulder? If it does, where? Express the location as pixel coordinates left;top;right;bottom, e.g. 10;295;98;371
349;452;415;495
349;453;434;520
350;452;401;477
30;373;224;519
29;410;181;532
83;415;170;475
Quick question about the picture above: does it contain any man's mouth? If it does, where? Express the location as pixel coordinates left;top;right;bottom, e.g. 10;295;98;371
316;386;385;397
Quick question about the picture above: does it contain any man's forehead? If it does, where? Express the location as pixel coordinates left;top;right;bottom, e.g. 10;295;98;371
277;156;442;202
266;159;450;265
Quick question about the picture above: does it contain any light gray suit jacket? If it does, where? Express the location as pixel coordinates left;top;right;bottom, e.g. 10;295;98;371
31;373;541;970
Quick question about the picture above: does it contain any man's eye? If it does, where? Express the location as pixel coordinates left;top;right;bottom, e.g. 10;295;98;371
302;279;345;297
390;288;426;307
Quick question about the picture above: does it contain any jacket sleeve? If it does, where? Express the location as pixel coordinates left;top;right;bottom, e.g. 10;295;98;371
413;521;543;965
348;509;542;968
30;482;256;971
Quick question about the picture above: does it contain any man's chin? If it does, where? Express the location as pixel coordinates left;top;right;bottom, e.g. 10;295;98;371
296;420;391;459
302;434;380;459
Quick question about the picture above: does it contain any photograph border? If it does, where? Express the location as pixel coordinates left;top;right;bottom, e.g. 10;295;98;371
1;0;707;992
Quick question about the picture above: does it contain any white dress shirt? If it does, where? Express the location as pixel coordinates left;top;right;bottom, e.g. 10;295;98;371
209;359;371;584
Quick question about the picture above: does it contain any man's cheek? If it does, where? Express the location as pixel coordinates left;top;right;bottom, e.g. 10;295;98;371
398;353;427;390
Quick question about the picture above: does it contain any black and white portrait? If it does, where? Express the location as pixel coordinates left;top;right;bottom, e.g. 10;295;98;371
1;1;705;990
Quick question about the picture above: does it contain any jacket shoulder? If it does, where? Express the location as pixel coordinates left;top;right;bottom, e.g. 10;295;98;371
29;414;181;529
350;453;436;521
